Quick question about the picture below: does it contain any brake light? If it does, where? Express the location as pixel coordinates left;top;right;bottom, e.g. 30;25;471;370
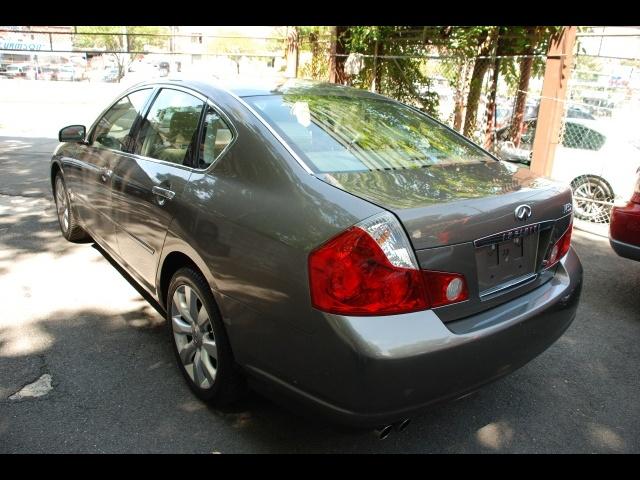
544;222;573;268
308;213;468;316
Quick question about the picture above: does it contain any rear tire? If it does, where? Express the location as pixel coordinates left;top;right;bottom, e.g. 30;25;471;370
53;172;90;242
166;267;246;406
571;175;614;224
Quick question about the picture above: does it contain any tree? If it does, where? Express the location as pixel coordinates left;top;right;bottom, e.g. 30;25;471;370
506;26;561;147
462;27;498;138
329;26;350;84
73;26;169;81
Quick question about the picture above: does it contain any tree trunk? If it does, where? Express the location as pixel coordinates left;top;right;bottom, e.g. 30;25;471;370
309;31;320;79
484;27;506;149
285;26;299;78
453;60;470;132
463;29;496;138
509;54;534;147
329;26;349;84
462;57;491;138
484;56;500;149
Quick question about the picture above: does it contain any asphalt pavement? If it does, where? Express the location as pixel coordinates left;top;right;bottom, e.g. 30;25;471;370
0;80;639;453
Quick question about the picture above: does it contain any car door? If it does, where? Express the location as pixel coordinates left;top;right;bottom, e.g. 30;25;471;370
551;122;607;184
110;87;205;292
71;88;153;252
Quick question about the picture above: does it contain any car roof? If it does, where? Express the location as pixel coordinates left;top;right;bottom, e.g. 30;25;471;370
126;77;388;101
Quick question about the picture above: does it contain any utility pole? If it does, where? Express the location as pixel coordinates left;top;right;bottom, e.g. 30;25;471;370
530;27;577;177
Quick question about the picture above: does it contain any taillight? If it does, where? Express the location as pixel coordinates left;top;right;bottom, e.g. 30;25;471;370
543;222;573;269
308;212;468;316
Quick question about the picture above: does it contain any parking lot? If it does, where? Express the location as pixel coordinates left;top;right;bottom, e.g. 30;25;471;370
0;80;639;453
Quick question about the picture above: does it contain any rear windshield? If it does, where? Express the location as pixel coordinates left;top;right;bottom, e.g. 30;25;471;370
244;94;494;173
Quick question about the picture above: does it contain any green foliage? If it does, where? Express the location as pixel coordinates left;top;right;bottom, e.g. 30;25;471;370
342;26;440;116
298;26;331;80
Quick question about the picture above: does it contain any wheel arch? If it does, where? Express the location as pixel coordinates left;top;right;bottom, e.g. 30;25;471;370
570;173;615;197
156;239;219;310
50;159;64;191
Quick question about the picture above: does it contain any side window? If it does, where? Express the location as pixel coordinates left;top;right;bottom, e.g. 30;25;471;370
197;106;234;169
562;123;605;151
134;89;204;166
92;89;150;152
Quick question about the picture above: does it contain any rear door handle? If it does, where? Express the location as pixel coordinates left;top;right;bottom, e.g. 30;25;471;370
152;185;176;201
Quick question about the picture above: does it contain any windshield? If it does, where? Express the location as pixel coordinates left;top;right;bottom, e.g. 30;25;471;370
244;94;494;173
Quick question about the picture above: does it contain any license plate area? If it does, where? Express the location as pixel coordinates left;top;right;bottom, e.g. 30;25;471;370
475;224;540;296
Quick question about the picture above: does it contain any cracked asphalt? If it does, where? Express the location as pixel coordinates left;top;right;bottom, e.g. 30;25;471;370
0;80;639;453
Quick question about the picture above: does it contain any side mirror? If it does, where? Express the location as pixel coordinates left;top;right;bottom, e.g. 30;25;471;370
59;125;86;143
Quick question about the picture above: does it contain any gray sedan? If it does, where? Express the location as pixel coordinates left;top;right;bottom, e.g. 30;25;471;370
50;79;583;434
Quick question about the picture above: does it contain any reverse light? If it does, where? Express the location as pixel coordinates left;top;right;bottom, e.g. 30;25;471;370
544;222;573;268
308;212;468;316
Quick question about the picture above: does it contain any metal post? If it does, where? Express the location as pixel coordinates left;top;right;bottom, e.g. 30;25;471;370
530;26;577;178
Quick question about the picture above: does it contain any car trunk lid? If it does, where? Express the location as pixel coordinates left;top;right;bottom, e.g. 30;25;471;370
319;160;571;250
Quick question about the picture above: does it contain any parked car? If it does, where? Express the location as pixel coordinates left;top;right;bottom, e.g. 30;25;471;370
609;169;640;261
56;65;83;81
40;65;59;81
496;118;640;223
50;80;583;431
5;64;27;79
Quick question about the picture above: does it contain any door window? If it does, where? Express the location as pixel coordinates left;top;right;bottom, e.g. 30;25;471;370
561;122;606;151
134;89;205;166
196;106;234;169
92;89;151;152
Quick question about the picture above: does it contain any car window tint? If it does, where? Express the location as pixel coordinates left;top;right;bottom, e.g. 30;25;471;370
245;94;494;173
562;123;606;151
92;89;151;152
135;89;204;166
197;106;233;168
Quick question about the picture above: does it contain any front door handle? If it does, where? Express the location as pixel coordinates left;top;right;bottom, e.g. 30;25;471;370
100;168;113;183
152;185;176;203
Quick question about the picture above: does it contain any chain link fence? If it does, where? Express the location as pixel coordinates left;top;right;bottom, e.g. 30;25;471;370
3;26;639;227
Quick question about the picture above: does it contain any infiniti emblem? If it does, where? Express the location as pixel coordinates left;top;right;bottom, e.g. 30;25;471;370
515;204;532;221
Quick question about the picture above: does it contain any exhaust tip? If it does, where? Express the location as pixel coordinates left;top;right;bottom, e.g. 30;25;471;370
396;418;411;432
374;424;394;440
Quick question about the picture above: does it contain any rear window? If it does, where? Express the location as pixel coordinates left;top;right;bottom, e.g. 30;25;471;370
244;94;494;173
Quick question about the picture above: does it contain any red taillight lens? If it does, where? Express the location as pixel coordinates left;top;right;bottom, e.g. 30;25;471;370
309;227;429;315
309;214;469;316
544;222;573;268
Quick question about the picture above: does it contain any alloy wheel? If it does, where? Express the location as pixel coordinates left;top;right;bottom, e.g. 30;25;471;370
573;179;613;223
55;176;70;233
171;284;218;389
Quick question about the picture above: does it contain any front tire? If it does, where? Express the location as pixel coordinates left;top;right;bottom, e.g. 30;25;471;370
53;173;90;242
167;268;246;406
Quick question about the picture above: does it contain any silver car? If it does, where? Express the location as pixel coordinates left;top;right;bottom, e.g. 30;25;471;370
51;79;583;432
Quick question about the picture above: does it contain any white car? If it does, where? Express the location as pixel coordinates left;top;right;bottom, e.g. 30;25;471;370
496;118;640;223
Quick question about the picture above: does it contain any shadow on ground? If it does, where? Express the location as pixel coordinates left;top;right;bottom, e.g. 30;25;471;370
1;228;638;453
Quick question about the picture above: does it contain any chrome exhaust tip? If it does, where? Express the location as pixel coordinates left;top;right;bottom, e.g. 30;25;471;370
395;418;411;432
374;424;394;440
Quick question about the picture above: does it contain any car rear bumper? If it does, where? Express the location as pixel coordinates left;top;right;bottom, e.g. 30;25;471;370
610;239;640;261
609;202;640;261
249;247;583;428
